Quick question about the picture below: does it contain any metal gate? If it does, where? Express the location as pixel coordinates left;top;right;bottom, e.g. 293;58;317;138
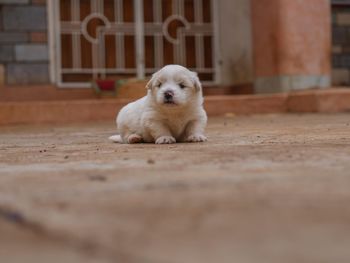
52;0;218;87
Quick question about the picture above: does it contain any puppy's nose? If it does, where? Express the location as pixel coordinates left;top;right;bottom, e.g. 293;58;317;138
164;91;174;100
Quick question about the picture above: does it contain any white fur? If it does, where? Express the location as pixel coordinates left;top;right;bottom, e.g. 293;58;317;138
108;135;122;143
109;65;207;144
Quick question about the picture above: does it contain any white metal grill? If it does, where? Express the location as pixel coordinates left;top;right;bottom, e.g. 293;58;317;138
52;0;218;87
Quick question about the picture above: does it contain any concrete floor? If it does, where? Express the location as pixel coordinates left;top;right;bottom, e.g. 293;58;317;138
0;114;350;263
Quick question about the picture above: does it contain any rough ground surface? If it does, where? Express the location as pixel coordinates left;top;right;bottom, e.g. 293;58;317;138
0;114;350;263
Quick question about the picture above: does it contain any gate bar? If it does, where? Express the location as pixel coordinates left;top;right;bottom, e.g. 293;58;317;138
134;0;145;79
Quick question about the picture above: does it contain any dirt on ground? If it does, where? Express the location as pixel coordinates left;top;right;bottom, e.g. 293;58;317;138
0;113;350;263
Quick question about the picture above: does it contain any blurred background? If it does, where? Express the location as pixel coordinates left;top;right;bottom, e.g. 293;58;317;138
0;0;348;101
0;0;350;124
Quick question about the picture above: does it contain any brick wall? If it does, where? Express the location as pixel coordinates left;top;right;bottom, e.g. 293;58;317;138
0;0;49;85
332;1;350;86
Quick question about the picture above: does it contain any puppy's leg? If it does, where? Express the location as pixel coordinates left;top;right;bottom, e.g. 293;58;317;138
126;134;143;144
184;119;207;143
146;121;176;144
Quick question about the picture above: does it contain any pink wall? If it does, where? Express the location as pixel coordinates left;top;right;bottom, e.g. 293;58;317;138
251;0;331;78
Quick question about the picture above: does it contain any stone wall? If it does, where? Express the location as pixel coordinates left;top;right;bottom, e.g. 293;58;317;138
0;0;49;85
332;1;350;86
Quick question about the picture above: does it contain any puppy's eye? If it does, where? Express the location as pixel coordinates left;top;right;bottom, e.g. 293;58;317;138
156;83;162;88
179;83;186;89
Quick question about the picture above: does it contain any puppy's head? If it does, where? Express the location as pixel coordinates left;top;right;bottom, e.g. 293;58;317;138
146;65;202;107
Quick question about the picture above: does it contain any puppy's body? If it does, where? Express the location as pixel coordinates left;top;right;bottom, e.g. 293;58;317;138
110;65;207;144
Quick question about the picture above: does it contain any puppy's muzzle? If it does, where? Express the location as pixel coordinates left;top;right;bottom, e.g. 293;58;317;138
164;90;175;104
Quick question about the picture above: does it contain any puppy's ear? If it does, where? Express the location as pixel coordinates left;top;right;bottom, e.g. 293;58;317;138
145;76;153;90
191;71;202;92
146;72;158;90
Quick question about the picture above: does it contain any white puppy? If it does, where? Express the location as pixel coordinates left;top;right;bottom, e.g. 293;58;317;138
109;65;207;144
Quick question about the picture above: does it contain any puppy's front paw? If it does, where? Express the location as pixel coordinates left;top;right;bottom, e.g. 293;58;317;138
156;136;176;144
186;134;207;143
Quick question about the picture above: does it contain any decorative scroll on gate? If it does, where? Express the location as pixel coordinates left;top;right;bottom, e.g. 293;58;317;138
55;0;216;87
